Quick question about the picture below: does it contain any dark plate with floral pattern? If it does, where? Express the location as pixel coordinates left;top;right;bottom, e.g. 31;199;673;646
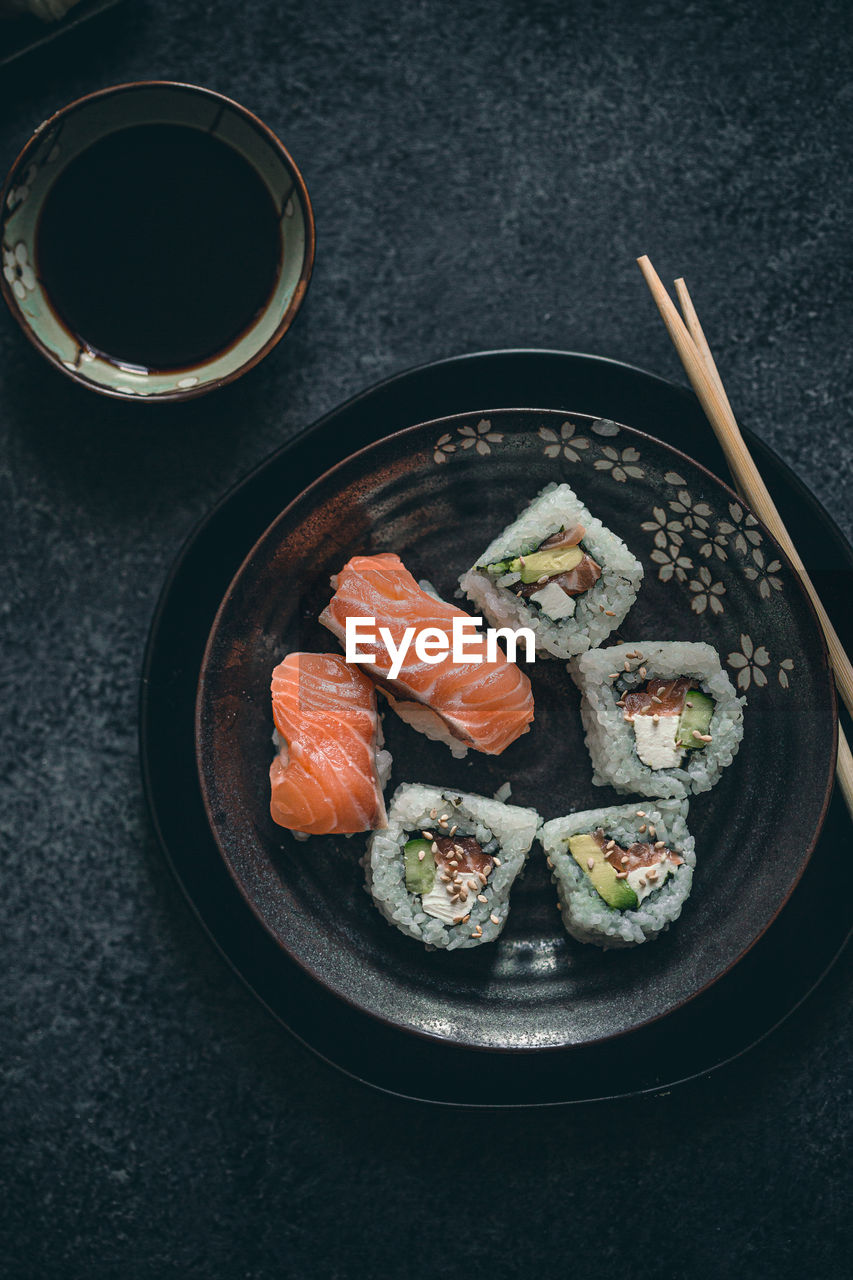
141;350;853;1103
194;407;837;1053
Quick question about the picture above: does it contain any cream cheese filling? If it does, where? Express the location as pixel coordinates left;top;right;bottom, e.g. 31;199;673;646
630;713;684;770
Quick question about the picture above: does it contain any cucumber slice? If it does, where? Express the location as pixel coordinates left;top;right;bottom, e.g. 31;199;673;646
403;838;436;895
677;689;715;750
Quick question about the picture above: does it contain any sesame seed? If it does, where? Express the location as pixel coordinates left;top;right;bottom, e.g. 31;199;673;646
647;869;658;881
638;878;646;888
609;672;620;680
418;849;426;861
439;813;449;824
695;731;713;742
636;810;646;817
638;824;647;834
453;915;464;924
493;857;501;866
431;842;439;854
429;809;437;819
652;713;660;723
620;855;628;866
421;830;433;840
624;660;632;672
654;840;665;849
606;839;616;850
477;893;488;903
604;609;616;616
490;913;500;925
471;927;482;938
685;700;693;708
449;824;458;836
546;857;554;869
651;694;662;703
462;914;470;923
616;871;628;879
468;878;478;890
587;857;595;870
556;902;562;910
648;825;656;838
479;871;489;884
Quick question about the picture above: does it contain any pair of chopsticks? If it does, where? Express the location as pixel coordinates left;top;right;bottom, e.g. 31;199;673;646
637;256;853;820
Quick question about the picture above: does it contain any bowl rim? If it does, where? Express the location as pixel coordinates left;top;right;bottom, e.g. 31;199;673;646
0;79;316;403
193;405;839;1053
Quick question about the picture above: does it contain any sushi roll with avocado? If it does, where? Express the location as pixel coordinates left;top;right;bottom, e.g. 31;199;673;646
458;482;643;659
365;783;540;949
541;799;695;948
570;640;745;799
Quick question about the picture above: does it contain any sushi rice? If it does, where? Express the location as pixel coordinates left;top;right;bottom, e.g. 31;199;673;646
459;482;643;659
541;799;695;947
570;641;745;798
365;783;540;949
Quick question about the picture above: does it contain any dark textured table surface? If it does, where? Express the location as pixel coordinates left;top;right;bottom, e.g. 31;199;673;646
2;2;851;1276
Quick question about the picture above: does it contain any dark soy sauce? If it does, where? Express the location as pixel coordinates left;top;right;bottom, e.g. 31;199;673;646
37;124;282;371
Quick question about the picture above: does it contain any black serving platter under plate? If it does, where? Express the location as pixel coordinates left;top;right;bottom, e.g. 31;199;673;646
195;408;835;1052
140;350;853;1104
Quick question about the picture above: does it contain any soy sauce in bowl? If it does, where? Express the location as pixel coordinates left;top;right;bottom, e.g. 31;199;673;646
36;123;282;371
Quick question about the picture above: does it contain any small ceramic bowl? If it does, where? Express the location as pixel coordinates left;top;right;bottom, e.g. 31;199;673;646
0;81;315;401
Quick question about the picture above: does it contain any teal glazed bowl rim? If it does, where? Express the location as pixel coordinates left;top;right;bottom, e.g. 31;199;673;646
0;80;316;403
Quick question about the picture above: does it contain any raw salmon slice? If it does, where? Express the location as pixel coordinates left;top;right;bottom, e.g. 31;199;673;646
270;652;389;835
319;553;534;756
622;677;691;720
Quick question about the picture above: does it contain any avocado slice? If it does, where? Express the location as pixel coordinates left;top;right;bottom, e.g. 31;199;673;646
403;838;436;895
508;546;584;583
482;545;585;581
568;833;638;911
676;689;715;750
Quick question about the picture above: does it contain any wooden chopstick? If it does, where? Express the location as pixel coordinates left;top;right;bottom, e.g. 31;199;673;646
672;278;733;419
637;255;853;819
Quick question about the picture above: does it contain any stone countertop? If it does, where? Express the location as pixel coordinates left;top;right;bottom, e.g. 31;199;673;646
1;1;850;1276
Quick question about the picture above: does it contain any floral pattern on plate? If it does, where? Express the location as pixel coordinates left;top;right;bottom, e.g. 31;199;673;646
434;418;503;462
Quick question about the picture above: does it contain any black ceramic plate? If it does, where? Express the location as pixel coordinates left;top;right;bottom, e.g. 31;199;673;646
140;350;853;1103
195;407;836;1051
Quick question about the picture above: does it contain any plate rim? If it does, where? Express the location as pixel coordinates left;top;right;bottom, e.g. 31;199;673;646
193;402;839;1052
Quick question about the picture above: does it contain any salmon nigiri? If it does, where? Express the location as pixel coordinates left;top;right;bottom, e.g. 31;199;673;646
270;652;390;835
319;553;534;757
